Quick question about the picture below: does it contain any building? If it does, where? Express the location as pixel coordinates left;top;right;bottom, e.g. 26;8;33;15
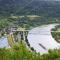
12;27;29;42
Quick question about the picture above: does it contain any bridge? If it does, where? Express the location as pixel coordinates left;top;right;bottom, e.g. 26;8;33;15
28;31;60;35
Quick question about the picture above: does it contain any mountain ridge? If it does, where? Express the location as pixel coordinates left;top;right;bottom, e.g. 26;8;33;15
0;0;60;18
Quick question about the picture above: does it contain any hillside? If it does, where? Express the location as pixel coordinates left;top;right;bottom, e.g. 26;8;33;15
0;0;60;18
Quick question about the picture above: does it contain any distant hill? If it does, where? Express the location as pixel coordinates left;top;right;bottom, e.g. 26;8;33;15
0;0;60;18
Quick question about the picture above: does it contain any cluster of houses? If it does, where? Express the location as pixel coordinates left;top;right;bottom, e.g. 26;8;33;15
6;26;29;42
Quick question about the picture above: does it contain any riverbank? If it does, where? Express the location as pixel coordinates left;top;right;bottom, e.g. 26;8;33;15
51;24;60;43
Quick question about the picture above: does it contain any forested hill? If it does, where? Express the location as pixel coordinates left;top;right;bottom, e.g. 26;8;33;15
0;0;60;18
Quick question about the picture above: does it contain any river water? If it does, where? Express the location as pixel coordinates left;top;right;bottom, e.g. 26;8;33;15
0;37;9;48
27;24;60;54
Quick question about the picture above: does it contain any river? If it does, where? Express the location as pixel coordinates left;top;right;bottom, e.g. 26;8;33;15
27;24;60;54
0;24;60;54
0;37;10;48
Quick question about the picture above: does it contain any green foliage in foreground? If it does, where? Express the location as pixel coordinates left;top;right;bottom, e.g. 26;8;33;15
0;42;60;60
